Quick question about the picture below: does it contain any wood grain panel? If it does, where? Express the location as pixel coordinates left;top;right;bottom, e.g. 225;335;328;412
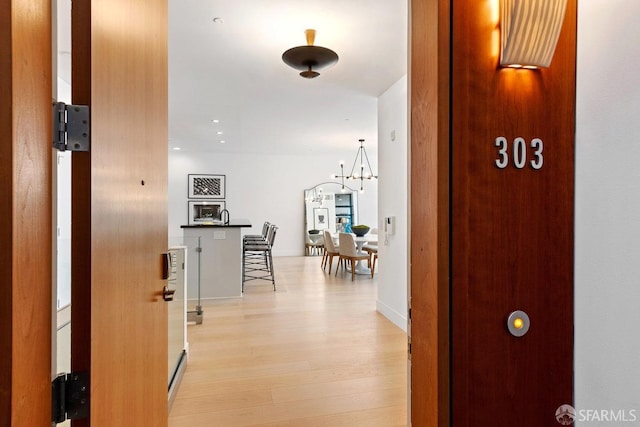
409;0;451;425
70;4;92;414
72;0;168;425
0;1;52;425
0;5;13;421
411;0;576;424
450;0;576;425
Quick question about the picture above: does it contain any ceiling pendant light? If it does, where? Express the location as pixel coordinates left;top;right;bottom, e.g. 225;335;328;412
282;29;339;79
332;139;377;193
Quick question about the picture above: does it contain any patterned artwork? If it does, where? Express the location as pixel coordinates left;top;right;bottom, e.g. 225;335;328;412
193;177;221;196
188;174;225;199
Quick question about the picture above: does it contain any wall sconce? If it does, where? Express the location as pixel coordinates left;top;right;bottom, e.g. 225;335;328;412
500;0;568;69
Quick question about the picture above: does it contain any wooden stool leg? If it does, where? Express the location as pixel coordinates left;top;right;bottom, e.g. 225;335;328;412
372;254;377;277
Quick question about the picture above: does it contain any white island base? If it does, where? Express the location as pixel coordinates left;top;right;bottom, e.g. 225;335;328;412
181;219;251;299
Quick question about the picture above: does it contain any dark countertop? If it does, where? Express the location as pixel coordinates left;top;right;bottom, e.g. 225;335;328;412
181;219;252;228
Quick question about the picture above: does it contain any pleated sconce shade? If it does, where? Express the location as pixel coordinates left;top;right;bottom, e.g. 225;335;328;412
500;0;568;68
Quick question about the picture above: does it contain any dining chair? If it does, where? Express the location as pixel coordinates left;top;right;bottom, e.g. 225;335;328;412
305;231;324;256
322;230;341;274
336;232;370;281
372;250;378;275
363;242;378;277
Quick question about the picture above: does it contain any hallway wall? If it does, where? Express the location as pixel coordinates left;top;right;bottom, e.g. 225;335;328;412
377;75;408;331
168;151;378;256
575;0;640;417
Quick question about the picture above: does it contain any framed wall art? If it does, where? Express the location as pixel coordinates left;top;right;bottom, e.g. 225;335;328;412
313;207;329;230
188;200;226;225
188;174;226;199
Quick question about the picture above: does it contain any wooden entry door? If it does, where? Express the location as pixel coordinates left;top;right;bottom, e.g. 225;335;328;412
449;0;576;423
71;1;169;425
410;0;576;425
0;1;53;425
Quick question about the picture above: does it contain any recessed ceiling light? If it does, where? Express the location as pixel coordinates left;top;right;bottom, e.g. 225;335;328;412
172;147;181;151
213;17;223;24
217;131;223;135
212;119;219;123
220;140;226;144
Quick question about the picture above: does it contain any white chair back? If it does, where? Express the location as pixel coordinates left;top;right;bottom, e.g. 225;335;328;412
338;233;358;257
307;232;323;245
323;230;336;252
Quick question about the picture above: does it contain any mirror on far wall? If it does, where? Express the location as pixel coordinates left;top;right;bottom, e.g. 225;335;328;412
304;182;359;236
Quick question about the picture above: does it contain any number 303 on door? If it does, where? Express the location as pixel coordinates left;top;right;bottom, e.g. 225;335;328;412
494;136;543;170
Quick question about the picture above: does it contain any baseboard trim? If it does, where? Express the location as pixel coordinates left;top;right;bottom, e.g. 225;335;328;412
376;299;408;333
168;350;187;411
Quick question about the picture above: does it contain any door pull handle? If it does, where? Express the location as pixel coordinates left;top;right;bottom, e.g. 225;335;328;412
161;252;171;280
161;252;175;301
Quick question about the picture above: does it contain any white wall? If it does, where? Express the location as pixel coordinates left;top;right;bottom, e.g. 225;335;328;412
575;1;640;420
55;73;71;310
168;151;378;256
376;75;408;332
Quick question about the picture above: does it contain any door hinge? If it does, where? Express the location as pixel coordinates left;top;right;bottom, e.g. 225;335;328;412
407;336;412;361
51;371;90;424
52;102;90;152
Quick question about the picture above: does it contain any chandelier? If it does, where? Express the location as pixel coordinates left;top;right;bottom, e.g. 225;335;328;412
332;139;378;192
305;187;324;205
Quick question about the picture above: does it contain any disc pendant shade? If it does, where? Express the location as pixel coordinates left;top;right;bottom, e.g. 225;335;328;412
500;0;568;68
282;29;339;78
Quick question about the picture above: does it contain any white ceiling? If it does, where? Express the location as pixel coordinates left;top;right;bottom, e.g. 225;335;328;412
56;1;408;156
168;0;408;155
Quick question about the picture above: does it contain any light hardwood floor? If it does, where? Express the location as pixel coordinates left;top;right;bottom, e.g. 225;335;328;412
169;255;408;427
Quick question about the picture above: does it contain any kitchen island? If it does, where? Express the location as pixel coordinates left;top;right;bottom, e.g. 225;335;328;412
181;219;251;299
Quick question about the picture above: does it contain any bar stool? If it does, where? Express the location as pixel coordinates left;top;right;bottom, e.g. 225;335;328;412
242;225;277;291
